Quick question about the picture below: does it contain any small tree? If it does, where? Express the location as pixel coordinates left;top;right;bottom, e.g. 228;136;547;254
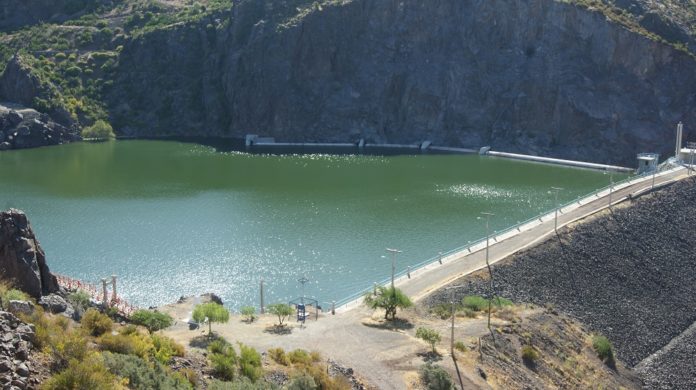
363;286;413;320
130;309;174;333
416;327;441;354
81;120;115;140
192;302;229;336
240;306;256;323
267;303;294;327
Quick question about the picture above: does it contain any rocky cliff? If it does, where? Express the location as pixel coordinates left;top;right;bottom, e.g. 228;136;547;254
0;209;59;299
108;0;696;165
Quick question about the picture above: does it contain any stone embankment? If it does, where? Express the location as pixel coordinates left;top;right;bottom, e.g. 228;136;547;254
426;177;696;387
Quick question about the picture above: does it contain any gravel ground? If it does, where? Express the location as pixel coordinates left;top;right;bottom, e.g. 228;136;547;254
425;177;696;384
635;320;696;390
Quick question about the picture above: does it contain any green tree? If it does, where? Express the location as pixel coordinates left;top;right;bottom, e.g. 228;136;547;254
240;306;256;323
130;309;174;334
81;120;115;140
267;303;293;326
419;363;454;390
416;327;441;354
363;286;413;320
192;302;229;336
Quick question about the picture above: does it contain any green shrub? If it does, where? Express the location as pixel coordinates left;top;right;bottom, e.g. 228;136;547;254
267;303;294;326
192;302;230;336
239;343;262;381
521;345;538;365
592;335;615;366
42;352;122;390
286;374;317;390
208;339;233;355
462;296;488;312
130;309;174;333
431;303;455;319
4;289;29;301
268;347;290;366
416;327;441;353
65;65;82;77
81;120;115;140
81;308;113;336
419;363;454;390
363;286;413;320
152;334;185;364
453;341;466;353
179;367;199;388
51;331;90;368
210;352;237;380
102;352;192;390
97;330;154;360
240;306;256;322
208;377;273;390
67;290;91;310
287;349;313;366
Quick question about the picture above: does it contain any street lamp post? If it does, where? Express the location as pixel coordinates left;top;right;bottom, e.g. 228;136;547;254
385;248;401;290
298;276;309;305
550;187;563;233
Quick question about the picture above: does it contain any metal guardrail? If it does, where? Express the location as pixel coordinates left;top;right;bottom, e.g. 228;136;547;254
332;166;681;310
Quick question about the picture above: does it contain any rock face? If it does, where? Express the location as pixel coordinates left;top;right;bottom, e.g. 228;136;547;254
0;104;79;150
0;56;75;127
426;177;696;384
109;0;696;166
0;209;58;299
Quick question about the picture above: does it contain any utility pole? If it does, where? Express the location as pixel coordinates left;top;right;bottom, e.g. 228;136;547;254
478;212;495;331
443;284;465;357
259;279;264;314
608;173;613;209
385;248;401;291
550;187;563;233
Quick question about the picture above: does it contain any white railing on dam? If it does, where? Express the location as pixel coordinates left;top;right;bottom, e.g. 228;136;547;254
332;165;684;313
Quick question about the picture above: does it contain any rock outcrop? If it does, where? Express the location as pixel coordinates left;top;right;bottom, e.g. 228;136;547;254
109;0;696;166
0;311;40;390
0;209;58;299
0;104;79;151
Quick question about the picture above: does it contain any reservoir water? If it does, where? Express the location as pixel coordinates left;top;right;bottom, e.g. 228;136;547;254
0;140;623;309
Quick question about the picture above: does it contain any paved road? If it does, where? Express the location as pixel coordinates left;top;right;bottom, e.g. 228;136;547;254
389;167;690;303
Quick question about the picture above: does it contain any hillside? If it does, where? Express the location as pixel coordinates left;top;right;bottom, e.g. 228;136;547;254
1;0;695;164
426;177;696;388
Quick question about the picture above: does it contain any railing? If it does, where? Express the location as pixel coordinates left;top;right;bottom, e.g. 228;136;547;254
332;164;683;311
55;273;138;317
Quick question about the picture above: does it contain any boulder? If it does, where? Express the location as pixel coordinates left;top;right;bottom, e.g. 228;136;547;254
6;301;33;317
0;209;59;299
38;294;68;314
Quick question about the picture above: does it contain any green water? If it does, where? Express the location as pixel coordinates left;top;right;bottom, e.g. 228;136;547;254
0;141;621;309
